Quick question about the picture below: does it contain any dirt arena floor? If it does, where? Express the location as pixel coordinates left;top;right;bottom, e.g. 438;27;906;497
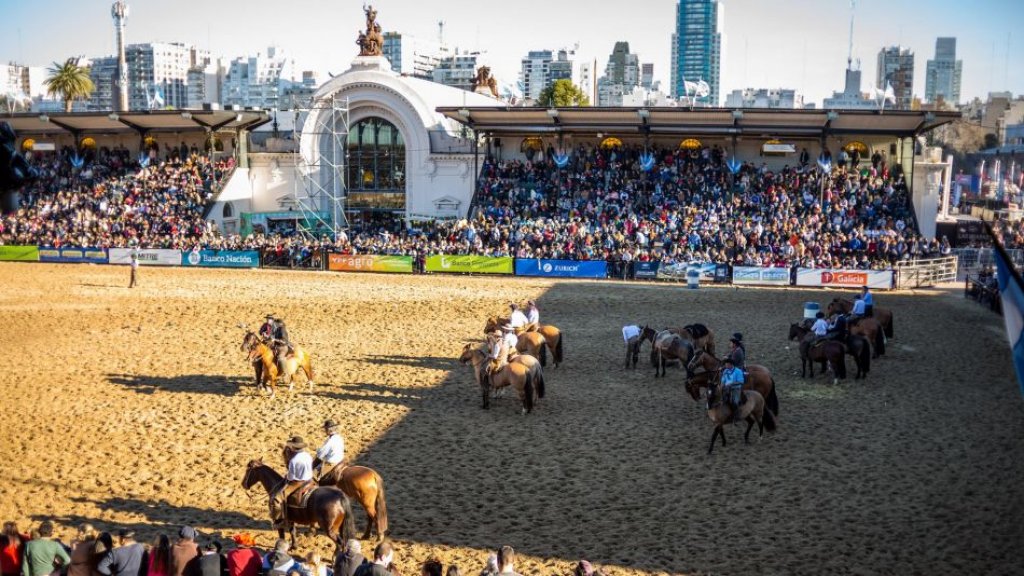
1;262;1022;576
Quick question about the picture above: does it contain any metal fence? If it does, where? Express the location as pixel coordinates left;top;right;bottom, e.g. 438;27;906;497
894;256;958;289
952;248;1024;279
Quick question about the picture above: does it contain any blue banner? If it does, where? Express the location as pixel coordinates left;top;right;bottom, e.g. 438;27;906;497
181;249;260;268
38;246;108;264
515;258;608;279
634;261;660;279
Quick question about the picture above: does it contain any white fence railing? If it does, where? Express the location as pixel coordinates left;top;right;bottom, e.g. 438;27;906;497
894;256;959;288
953;248;1024;278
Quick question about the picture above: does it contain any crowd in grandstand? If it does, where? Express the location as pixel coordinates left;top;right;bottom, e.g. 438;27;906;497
0;520;600;576
0;142;969;270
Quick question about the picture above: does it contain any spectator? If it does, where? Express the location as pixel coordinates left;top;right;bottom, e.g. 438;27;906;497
495;547;519;576
477;555;497;576
169;527;199;576
1;522;30;576
92;534;114;576
68;524;97;576
353;542;393;576
419;558;441;576
443;568;459;576
302;554;329;576
96;529;146;576
264;540;306;576
147;535;172;576
225;535;260;576
21;521;70;576
196;543;222;576
332;540;364;576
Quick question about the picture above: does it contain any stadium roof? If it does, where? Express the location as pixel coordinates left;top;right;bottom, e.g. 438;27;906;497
436;107;961;138
2;109;271;136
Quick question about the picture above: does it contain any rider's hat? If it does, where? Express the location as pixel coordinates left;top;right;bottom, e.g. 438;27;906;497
730;332;743;343
509;302;519;310
283;436;306;450
323;419;339;433
265;314;275;319
500;323;514;332
527;300;536;307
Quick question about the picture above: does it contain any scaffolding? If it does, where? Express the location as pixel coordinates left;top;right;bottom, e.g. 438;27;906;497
291;95;350;240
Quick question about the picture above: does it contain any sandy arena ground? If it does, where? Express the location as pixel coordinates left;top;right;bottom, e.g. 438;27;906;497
1;262;1023;576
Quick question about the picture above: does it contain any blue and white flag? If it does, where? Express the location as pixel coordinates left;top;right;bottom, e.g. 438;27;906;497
993;243;1024;395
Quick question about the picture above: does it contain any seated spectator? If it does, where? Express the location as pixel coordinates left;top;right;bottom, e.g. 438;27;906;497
353;542;393;576
96;529;146;576
21;521;70;576
331;541;363;576
225;535;260;576
1;522;30;576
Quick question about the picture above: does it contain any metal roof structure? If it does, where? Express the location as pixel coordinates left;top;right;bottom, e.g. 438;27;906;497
436;106;961;139
1;109;271;136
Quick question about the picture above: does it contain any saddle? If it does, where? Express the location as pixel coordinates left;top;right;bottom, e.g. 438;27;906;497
318;462;349;486
287;481;317;510
685;323;709;340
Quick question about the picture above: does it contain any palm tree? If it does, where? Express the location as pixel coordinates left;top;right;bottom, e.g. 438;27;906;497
44;58;95;112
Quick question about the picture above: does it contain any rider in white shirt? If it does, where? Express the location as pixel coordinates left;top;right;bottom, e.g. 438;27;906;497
524;301;540;332
314;420;346;482
509;303;529;334
271;436;314;526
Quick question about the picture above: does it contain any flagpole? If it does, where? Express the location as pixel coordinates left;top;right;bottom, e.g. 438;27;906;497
984;222;1024;290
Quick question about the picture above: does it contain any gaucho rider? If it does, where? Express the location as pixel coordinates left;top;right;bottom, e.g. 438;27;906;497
509;303;529;335
524;300;540;332
313;419;346;484
486;323;519;375
269;436;314;528
260;314;294;362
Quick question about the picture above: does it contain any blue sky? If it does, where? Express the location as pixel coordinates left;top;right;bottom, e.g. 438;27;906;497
1;0;1021;104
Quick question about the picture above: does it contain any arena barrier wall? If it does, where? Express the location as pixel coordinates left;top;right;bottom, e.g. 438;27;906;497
181;249;260;268
732;266;791;287
425;255;513;274
108;248;182;266
38;246;108;264
795;268;894;290
657;262;721;281
633;261;660;279
0;245;40;261
515;258;608;279
328;253;414;274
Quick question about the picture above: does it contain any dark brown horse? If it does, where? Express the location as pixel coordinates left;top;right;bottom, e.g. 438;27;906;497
786;329;847;383
684;349;780;415
317;465;388;543
459;344;536;414
669;324;716;355
788;323;871;379
241;460;355;548
705;379;777;455
828;298;894;338
641;327;696;377
241;331;266;389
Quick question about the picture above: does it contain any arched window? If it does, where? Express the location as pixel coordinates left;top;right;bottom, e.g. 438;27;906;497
679;138;702;150
844;141;869;155
21;138;35;152
222;202;234;219
346;117;406;213
520;137;544;154
600;136;623;149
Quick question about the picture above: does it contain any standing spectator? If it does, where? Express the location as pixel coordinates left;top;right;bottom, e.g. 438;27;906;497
147;536;171;576
494;547;519;576
225;535;260;576
353;542;393;576
477;555;497;576
21;522;70;576
169;527;199;576
1;522;30;576
92;534;114;576
96;529;146;576
420;558;442;576
332;541;363;576
128;251;139;288
196;543;221;576
68;525;98;576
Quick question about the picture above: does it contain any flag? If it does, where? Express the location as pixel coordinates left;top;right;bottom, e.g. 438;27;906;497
990;226;1024;395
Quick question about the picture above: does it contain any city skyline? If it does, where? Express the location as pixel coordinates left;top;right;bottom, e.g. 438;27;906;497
1;0;1021;106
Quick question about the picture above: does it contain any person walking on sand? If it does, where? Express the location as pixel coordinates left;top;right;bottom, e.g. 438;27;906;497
128;251;139;289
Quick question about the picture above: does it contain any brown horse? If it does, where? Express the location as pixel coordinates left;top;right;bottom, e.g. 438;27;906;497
785;329;847;383
458;344;536;414
684;349;780;415
317;466;388;543
515;331;548;367
704;380;777;455
828;298;894;338
788;323;872;379
669;324;716;356
243;333;315;397
485;317;564;367
241;331;266;388
641;326;696;377
241;459;355;548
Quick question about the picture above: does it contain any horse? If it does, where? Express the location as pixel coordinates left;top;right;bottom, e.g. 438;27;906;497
243;333;315;397
241;331;266;388
684;349;780;415
704;379;777;455
786;329;847;383
669;323;716;355
828;298;894;338
515;331;548;367
485;316;564;367
241;459;355;548
641;326;695;377
458;344;536;414
788;323;871;379
316;465;388;543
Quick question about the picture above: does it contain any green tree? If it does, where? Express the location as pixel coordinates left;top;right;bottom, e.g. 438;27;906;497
537;79;589;107
44;58;95;113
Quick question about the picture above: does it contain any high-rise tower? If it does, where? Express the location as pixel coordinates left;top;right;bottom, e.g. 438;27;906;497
670;0;723;106
111;1;129;111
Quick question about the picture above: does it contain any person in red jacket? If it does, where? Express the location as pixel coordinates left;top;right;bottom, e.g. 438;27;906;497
226;535;262;576
1;522;30;576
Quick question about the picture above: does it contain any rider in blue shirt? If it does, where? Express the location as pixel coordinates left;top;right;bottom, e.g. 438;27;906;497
861;286;874;317
720;357;745;420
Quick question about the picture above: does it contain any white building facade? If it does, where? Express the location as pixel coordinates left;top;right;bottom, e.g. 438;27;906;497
725;88;803;109
223;46;296;110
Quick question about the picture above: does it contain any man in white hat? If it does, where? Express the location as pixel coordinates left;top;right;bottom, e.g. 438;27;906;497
270;436;313;528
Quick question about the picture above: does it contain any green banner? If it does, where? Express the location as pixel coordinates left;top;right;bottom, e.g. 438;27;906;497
0;246;40;262
425;255;513;274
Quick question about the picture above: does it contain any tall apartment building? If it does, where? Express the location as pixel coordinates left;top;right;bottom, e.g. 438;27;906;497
87;56;119;110
222;46;296;109
382;32;446;79
925;37;962;104
724;87;803;109
670;0;723;105
432;51;481;92
876;46;914;109
597;42;641;106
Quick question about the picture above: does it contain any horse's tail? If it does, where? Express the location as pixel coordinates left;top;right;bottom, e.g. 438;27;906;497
554;332;564;365
884;314;894;338
767;379;780;416
539;340;548;367
762;407;778;432
535;367;546;399
340;493;356;543
874;327;886;356
523;372;535;413
373;471;388;537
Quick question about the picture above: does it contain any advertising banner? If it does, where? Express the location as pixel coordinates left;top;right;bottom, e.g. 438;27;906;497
795;268;893;290
328;254;414;274
108;248;182;266
38;246;107;264
732;266;791;287
657;262;717;281
0;246;40;262
181;249;260;268
515;259;607;279
633;261;660;280
425;255;513;275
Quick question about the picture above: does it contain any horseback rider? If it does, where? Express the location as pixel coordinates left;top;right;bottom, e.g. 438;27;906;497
313;420;346;484
509;303;529;335
720;357;745;421
269;436;314;528
726;333;746;369
259;314;276;341
861;286;874;317
486;324;518;376
849;295;866;323
826;311;849;344
524;300;540;332
807;312;829;346
261;315;294;362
